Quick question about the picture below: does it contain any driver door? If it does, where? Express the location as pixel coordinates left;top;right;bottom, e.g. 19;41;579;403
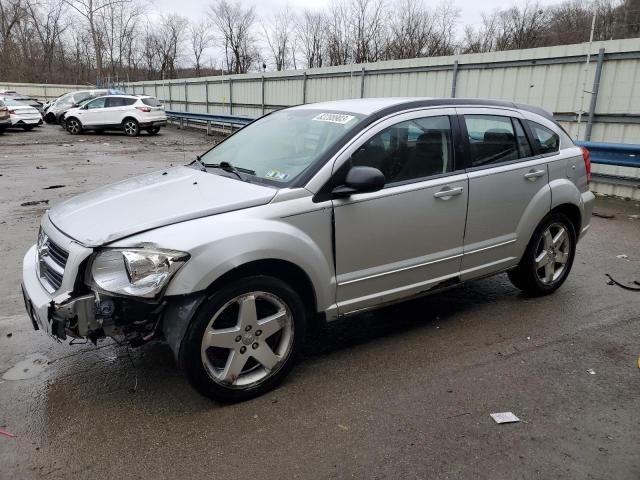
78;97;107;126
332;109;469;314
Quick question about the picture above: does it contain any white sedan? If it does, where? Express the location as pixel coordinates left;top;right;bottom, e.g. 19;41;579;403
1;98;43;131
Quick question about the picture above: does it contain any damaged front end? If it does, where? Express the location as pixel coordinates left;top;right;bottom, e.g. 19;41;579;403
22;223;190;348
48;291;167;346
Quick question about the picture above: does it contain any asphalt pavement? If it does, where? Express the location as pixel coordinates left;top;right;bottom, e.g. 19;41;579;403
0;124;638;479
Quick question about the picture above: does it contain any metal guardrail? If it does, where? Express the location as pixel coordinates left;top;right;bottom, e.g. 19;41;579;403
576;141;640;168
165;110;253;132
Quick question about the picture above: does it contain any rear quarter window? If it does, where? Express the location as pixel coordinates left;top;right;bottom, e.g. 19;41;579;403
528;121;560;154
142;98;162;107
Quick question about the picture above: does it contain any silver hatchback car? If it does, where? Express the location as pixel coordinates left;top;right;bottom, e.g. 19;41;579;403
22;98;594;402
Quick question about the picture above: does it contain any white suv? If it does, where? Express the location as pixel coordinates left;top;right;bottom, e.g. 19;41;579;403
64;95;167;136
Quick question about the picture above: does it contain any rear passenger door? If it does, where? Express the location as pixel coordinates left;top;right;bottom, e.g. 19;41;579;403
456;108;551;280
104;97;134;125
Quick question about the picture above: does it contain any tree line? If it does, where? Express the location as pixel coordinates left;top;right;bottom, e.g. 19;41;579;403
0;0;638;85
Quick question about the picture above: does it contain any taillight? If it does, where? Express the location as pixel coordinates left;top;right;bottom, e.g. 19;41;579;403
579;146;592;183
7;109;16;114
136;106;151;112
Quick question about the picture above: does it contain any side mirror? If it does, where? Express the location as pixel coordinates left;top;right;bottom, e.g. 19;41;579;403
332;166;385;197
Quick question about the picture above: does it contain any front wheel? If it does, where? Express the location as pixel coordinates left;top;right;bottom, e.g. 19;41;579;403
180;276;307;403
66;118;82;134
122;118;139;136
508;213;576;295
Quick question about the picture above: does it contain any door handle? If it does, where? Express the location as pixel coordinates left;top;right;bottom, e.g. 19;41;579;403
434;186;463;199
524;169;545;180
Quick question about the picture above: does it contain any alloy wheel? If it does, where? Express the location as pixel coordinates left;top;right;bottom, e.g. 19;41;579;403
124;120;138;136
200;291;293;388
67;119;80;134
534;222;571;285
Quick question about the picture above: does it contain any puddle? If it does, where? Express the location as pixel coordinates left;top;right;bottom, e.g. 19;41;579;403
2;353;50;380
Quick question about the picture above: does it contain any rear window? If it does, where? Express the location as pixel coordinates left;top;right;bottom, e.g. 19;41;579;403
142;98;162;107
528;121;560;154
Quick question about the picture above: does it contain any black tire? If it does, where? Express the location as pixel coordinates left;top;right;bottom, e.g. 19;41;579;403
122;118;139;136
147;126;161;135
66;117;82;135
508;212;577;296
180;275;307;403
22;125;35;131
44;112;56;124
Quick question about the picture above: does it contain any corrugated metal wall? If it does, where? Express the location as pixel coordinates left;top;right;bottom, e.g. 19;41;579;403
121;37;640;146
0;82;96;101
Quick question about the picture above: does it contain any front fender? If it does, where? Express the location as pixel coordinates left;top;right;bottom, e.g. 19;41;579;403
110;214;335;313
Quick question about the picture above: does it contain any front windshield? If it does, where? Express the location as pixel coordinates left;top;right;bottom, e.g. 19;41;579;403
200;109;364;185
54;93;74;108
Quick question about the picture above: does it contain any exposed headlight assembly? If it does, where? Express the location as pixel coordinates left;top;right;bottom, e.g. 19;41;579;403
91;248;189;298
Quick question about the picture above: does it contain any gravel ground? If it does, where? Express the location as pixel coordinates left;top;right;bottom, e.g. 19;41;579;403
0;123;639;479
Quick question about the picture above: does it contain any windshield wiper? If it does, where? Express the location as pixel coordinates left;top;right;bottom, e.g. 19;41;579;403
207;161;255;180
188;155;206;172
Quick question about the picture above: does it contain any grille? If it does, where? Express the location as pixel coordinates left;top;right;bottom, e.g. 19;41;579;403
38;233;68;293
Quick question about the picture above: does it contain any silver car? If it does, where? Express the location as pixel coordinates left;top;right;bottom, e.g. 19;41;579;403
21;98;594;402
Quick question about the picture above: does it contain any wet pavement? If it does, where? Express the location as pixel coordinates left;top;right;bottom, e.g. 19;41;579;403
1;124;639;479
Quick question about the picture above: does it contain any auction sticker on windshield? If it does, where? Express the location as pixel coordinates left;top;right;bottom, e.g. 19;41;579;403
312;113;356;124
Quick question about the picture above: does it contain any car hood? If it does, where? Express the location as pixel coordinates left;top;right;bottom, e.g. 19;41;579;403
48;166;277;247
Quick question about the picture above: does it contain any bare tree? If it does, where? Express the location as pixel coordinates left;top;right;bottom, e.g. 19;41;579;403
153;13;188;79
24;0;69;80
262;7;294;70
348;0;387;63
189;19;213;76
63;0;132;84
296;9;325;68
325;0;352;65
0;0;25;66
208;0;257;73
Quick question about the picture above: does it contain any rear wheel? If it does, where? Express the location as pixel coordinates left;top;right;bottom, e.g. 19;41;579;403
147;126;161;135
66;118;82;135
180;276;307;403
22;125;35;131
508;213;576;295
122;118;139;137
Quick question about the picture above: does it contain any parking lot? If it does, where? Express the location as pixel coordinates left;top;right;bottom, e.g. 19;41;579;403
0;123;639;479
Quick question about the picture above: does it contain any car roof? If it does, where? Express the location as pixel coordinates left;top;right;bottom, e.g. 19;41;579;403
289;97;553;120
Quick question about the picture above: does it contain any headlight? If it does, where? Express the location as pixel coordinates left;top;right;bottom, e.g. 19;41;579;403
91;248;189;298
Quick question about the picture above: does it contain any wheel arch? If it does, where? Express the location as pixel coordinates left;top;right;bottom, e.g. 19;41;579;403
203;259;318;317
122;116;139;125
549;203;581;237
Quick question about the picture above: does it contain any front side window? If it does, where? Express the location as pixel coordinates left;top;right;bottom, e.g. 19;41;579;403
86;97;106;109
465;115;519;167
352;115;452;184
200;109;364;185
528;121;559;154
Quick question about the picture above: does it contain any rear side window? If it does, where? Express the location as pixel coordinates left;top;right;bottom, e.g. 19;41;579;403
142;98;162;107
352;115;453;184
528;121;560;154
107;97;136;107
464;115;518;167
